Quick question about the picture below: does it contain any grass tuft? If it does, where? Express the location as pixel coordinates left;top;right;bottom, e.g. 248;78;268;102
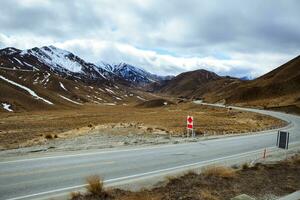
202;165;236;178
242;162;250;170
70;191;81;199
86;175;104;195
44;134;53;139
199;189;219;200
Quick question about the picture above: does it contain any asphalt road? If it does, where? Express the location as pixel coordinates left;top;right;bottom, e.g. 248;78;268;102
0;104;300;200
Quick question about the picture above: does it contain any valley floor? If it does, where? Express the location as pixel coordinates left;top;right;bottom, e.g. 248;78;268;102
0;102;285;151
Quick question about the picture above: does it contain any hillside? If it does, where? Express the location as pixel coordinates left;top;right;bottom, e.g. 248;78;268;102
223;55;300;112
158;69;242;99
0;46;154;112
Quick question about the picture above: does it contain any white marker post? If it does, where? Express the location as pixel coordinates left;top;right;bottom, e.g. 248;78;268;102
187;116;194;137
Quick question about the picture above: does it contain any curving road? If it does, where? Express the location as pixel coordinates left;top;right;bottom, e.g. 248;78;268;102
0;104;300;200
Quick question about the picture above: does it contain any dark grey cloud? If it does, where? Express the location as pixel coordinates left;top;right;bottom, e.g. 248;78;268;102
0;0;299;76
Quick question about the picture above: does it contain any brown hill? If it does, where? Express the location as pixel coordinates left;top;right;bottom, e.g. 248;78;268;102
223;55;300;112
158;69;242;99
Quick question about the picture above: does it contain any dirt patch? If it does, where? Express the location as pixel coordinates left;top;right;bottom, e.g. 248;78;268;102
71;155;300;200
0;103;286;150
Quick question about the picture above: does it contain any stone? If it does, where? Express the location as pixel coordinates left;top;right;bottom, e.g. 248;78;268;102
231;194;256;200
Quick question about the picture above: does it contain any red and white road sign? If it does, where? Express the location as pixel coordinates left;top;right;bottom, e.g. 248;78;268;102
187;116;193;129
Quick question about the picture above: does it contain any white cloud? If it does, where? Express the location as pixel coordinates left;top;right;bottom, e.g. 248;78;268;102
0;33;296;77
56;38;296;77
0;33;54;49
0;0;299;77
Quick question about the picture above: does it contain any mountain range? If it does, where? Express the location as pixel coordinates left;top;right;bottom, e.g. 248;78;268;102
0;46;164;111
0;45;299;114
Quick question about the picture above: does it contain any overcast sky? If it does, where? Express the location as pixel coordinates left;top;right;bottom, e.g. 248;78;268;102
0;0;299;77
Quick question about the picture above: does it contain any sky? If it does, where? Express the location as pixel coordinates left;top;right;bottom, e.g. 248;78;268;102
0;0;299;77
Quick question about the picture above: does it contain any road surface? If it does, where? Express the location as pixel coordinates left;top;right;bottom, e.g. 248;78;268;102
0;104;300;200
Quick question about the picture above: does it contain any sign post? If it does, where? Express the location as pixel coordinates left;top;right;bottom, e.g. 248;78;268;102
276;131;289;149
187;116;194;137
276;131;290;159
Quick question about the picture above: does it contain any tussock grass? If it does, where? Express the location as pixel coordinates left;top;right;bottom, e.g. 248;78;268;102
202;165;236;178
242;162;250;170
199;189;220;200
70;191;81;199
44;134;53;139
86;175;105;195
165;170;197;183
70;175;111;199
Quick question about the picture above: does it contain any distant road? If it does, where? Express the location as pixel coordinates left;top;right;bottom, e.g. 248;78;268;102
1;104;300;200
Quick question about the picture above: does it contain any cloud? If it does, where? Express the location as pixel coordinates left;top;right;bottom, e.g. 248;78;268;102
0;0;299;77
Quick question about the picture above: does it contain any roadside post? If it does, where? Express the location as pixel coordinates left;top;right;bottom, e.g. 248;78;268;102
187;116;194;137
276;131;290;159
263;148;267;159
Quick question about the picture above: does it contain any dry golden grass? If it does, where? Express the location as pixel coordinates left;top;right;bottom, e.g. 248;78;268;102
117;192;161;200
70;191;81;199
199;189;220;200
202;165;236;178
0;102;285;149
86;175;104;195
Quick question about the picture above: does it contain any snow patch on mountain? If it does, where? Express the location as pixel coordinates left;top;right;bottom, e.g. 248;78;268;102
137;96;146;101
97;62;169;86
0;75;53;105
2;103;13;112
59;95;82;105
24;46;83;73
59;82;68;91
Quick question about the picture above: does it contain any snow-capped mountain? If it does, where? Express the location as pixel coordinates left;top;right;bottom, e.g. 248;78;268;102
97;62;171;86
0;46;152;112
0;46;118;82
0;46;171;87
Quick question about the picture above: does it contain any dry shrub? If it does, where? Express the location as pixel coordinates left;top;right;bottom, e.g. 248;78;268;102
146;127;153;132
44;134;53;139
70;191;82;199
242;162;250;170
86;175;104;195
69;175;111;200
202;166;236;178
199;189;219;200
165;175;177;182
292;155;300;164
165;170;197;184
87;123;94;128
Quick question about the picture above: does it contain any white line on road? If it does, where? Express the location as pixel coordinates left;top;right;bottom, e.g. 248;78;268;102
5;147;275;200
